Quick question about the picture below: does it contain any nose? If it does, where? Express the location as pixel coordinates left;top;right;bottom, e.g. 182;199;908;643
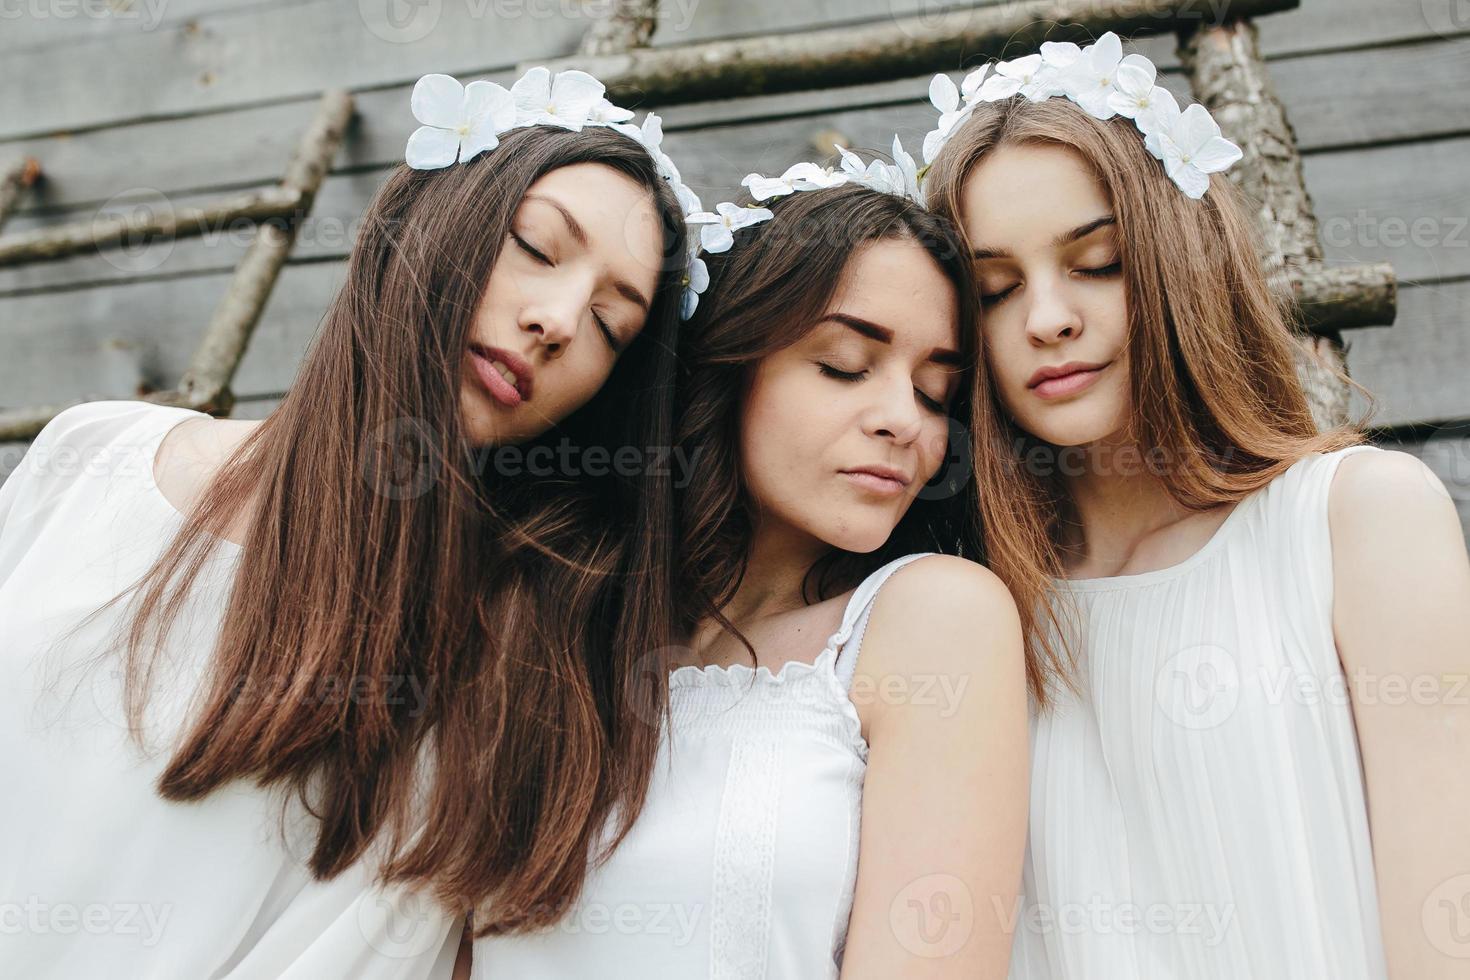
520;294;582;358
862;370;926;446
1023;275;1084;347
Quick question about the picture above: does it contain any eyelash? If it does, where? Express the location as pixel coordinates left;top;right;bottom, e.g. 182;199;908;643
817;363;947;414
511;232;621;352
980;261;1123;307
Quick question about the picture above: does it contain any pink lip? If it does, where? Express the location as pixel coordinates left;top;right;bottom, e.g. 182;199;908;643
1028;361;1108;401
840;465;912;497
469;345;535;407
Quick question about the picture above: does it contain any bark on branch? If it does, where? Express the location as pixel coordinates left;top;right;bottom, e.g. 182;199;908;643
0;186;304;267
535;0;1299;105
1179;19;1384;429
0;90;355;440
0;157;41;233
578;0;659;55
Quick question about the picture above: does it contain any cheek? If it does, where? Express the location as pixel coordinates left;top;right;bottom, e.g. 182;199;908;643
981;318;1031;396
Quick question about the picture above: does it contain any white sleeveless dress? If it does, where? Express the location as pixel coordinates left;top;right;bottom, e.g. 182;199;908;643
470;552;937;979
1009;446;1390;979
0;401;461;978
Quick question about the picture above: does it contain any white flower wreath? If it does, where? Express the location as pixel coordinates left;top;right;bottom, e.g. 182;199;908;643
920;32;1244;200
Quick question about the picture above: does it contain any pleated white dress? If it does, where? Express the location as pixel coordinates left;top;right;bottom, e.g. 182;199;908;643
0;401;461;979
1009;446;1389;979
470;552;937;979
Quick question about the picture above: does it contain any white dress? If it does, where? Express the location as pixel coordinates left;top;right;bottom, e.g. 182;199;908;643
1009;446;1389;979
471;551;937;979
0;400;461;979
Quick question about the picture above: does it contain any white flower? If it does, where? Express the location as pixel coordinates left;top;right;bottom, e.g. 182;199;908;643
1146;102;1244;199
404;73;517;170
1062;31;1125;119
1116;75;1179;141
979;54;1058;103
742;161;846;201
612;111;664;153
784;161;848;192
833;139;923;203
587;98;634;126
510;66;605;130
687;201;774;253
681;256;709;320
742;171;798;201
928;66;989;136
1040;40;1083;71
673;180;702;218
891;134;923;204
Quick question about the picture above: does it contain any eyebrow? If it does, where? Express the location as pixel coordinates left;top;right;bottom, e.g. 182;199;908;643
969;214;1117;261
818;313;963;366
523;193;652;312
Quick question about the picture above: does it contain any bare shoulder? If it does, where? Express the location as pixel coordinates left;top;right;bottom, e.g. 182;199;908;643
862;555;1023;674
155;415;262;516
1330;449;1460;540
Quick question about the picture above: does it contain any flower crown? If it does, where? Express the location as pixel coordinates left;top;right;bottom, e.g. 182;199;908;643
920;32;1243;200
679;135;925;320
405;66;704;243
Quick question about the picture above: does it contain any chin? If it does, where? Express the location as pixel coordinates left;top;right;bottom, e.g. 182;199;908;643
814;515;901;555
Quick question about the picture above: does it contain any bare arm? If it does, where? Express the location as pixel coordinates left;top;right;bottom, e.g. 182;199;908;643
1331;450;1470;978
839;555;1030;979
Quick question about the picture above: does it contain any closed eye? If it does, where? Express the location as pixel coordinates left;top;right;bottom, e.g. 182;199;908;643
593;310;622;353
818;363;865;382
822;363;948;413
511;231;551;265
1079;261;1121;279
981;284;1018;307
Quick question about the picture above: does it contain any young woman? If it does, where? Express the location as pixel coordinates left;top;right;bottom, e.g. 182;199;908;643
0;69;695;977
920;34;1470;980
467;170;1032;976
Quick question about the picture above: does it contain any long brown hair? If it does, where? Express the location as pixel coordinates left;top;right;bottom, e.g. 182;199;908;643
674;181;984;652
923;94;1365;705
90;124;690;934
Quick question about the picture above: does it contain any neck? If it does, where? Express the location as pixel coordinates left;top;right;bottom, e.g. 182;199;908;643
1058;438;1194;574
719;519;831;630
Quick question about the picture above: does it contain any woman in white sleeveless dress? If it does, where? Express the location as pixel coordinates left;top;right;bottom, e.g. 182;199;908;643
466;170;1032;975
0;69;700;978
919;36;1470;979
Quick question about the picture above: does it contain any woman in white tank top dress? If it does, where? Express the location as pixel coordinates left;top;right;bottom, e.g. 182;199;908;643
918;37;1470;979
1;69;701;979
467;166;1032;975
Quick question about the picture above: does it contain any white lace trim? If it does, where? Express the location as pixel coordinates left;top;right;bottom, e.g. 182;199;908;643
708;736;784;980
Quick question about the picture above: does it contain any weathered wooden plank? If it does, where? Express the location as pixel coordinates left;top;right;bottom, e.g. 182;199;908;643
0;260;340;410
1348;277;1470;428
2;0;302;53
6;27;1466;226
1307;136;1470;286
0;247;1460;425
3;92;1464;300
1;0;1462;144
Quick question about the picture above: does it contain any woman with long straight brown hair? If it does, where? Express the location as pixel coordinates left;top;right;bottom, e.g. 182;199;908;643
920;34;1470;980
468;159;1030;978
0;68;696;978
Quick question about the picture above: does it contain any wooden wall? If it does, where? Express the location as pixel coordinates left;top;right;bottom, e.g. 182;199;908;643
2;0;1467;537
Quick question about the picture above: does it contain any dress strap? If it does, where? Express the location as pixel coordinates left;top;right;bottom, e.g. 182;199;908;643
831;553;937;692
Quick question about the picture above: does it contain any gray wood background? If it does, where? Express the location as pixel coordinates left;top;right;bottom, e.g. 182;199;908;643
2;0;1467;539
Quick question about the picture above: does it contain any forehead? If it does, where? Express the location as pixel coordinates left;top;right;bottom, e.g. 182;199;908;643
961;143;1111;244
518;162;664;295
825;239;959;345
